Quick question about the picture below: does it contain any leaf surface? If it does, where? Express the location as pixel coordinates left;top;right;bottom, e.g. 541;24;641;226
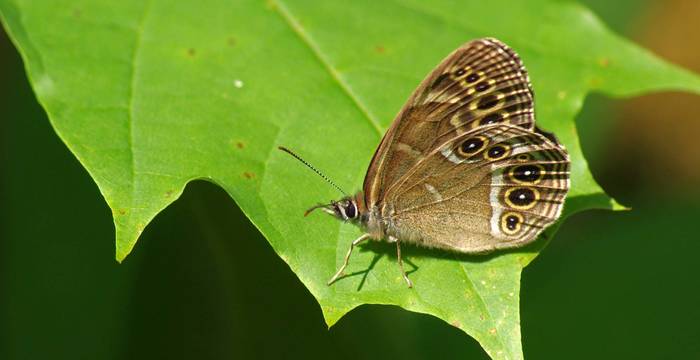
2;0;700;358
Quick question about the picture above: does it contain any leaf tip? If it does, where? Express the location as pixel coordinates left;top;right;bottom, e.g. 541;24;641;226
611;198;630;211
115;240;134;263
114;219;142;264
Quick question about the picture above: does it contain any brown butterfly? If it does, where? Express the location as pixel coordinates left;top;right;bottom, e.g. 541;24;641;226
282;38;570;288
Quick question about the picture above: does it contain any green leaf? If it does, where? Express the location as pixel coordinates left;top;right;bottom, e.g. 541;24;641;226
2;0;699;358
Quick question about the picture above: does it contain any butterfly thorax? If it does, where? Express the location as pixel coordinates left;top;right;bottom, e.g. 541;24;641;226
307;192;389;240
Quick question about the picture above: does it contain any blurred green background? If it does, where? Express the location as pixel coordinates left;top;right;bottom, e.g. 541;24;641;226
2;0;700;359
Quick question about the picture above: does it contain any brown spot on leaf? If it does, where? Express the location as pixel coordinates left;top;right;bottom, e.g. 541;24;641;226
598;57;610;67
187;48;196;57
165;190;173;198
243;171;255;179
489;328;497;335
450;320;462;328
375;45;385;54
235;141;245;149
118;209;126;215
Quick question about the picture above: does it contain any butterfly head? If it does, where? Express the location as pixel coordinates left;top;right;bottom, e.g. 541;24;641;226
305;197;359;222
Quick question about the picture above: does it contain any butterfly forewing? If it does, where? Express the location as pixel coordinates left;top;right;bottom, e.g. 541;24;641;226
418;39;535;131
364;38;535;208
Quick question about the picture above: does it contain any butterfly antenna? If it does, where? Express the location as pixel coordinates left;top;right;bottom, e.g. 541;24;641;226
278;146;347;196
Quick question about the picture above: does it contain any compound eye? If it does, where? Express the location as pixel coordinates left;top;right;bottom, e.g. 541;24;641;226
345;202;357;218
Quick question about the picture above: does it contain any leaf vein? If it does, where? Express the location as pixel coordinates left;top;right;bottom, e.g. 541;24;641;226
456;262;512;359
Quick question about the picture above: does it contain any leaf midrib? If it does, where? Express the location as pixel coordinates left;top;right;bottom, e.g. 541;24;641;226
125;0;154;211
271;0;384;135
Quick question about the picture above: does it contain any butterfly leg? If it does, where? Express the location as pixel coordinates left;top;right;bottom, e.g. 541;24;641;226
327;234;371;285
394;238;413;288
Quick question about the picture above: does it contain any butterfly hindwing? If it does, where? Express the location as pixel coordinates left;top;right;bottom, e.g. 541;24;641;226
384;124;570;253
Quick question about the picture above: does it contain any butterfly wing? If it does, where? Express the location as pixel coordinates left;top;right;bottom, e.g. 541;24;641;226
364;38;535;207
383;123;569;253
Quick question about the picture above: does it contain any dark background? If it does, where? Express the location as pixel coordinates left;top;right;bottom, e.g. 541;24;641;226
2;1;699;358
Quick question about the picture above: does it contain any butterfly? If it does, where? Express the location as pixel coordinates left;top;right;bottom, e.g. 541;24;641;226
283;38;570;288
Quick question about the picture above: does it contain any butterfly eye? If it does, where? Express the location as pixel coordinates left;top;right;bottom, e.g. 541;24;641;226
345;202;357;218
457;136;488;156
